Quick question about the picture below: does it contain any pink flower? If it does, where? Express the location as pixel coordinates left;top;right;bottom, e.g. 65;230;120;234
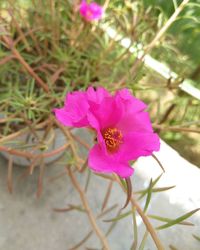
54;87;160;178
79;0;103;22
53;91;90;127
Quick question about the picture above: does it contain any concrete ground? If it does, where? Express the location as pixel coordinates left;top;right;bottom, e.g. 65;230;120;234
0;134;200;250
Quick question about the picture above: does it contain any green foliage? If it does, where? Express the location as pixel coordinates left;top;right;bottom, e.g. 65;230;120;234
143;178;153;213
143;0;200;79
193;234;200;242
104;209;134;222
154;208;200;230
0;0;140;133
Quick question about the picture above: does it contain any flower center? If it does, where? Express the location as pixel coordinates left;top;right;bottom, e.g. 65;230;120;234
102;128;123;153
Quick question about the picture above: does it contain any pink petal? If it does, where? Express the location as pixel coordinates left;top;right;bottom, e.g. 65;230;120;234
54;108;89;127
87;86;110;105
116;88;147;113
54;91;90;127
79;0;103;21
117;111;154;134
79;0;87;15
87;112;107;152
54;108;74;127
88;144;134;178
89;96;123;130
89;2;103;17
117;131;160;161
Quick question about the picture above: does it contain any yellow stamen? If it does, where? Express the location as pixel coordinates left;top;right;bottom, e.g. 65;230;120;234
102;128;123;153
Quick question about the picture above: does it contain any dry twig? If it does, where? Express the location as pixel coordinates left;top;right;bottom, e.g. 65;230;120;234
114;175;164;250
67;167;111;250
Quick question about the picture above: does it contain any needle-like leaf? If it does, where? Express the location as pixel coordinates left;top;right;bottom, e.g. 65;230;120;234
156;208;200;230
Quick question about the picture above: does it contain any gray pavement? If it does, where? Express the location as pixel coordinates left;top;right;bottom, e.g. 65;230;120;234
0;131;200;250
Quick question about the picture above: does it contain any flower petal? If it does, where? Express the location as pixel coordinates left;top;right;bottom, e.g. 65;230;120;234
54;91;90;127
79;0;103;21
116;88;147;113
87;112;107;152
54;108;74;127
87;86;110;105
89;2;103;19
117;111;154;134
89;96;123;129
117;131;160;161
88;144;134;178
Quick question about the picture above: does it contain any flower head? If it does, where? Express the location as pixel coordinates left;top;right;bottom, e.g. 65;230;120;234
79;0;103;22
54;87;160;178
